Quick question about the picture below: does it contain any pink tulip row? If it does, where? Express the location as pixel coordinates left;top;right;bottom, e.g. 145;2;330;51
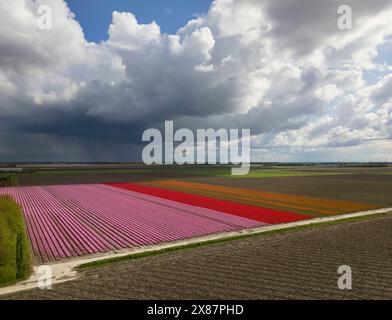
0;184;265;263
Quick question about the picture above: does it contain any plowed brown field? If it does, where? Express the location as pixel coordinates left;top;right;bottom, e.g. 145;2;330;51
3;214;391;300
188;173;392;206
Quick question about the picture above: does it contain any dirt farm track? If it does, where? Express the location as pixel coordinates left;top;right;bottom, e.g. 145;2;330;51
3;214;392;300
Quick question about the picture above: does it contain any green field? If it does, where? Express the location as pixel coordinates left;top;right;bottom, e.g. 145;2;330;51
0;174;18;187
0;196;32;286
22;166;349;178
27;166;227;176
222;169;348;178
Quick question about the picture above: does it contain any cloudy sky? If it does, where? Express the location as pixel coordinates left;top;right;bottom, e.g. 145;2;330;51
1;0;392;162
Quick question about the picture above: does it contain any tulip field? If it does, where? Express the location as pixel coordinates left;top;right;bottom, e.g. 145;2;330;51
138;180;378;216
0;182;313;264
106;182;310;223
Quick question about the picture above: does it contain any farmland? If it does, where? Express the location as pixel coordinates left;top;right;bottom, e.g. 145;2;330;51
200;173;392;206
139;179;378;216
3;214;391;299
0;164;391;264
13;165;373;186
0;163;391;297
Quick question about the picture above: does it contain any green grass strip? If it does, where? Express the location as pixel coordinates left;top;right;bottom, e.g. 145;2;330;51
0;196;32;287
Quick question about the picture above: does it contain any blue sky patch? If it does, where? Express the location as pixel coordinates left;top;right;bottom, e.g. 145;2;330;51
66;0;213;42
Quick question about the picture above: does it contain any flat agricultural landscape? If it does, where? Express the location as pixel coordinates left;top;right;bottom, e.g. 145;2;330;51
1;163;391;299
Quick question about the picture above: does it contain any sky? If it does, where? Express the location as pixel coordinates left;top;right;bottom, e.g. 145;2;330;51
66;0;213;42
0;0;392;162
